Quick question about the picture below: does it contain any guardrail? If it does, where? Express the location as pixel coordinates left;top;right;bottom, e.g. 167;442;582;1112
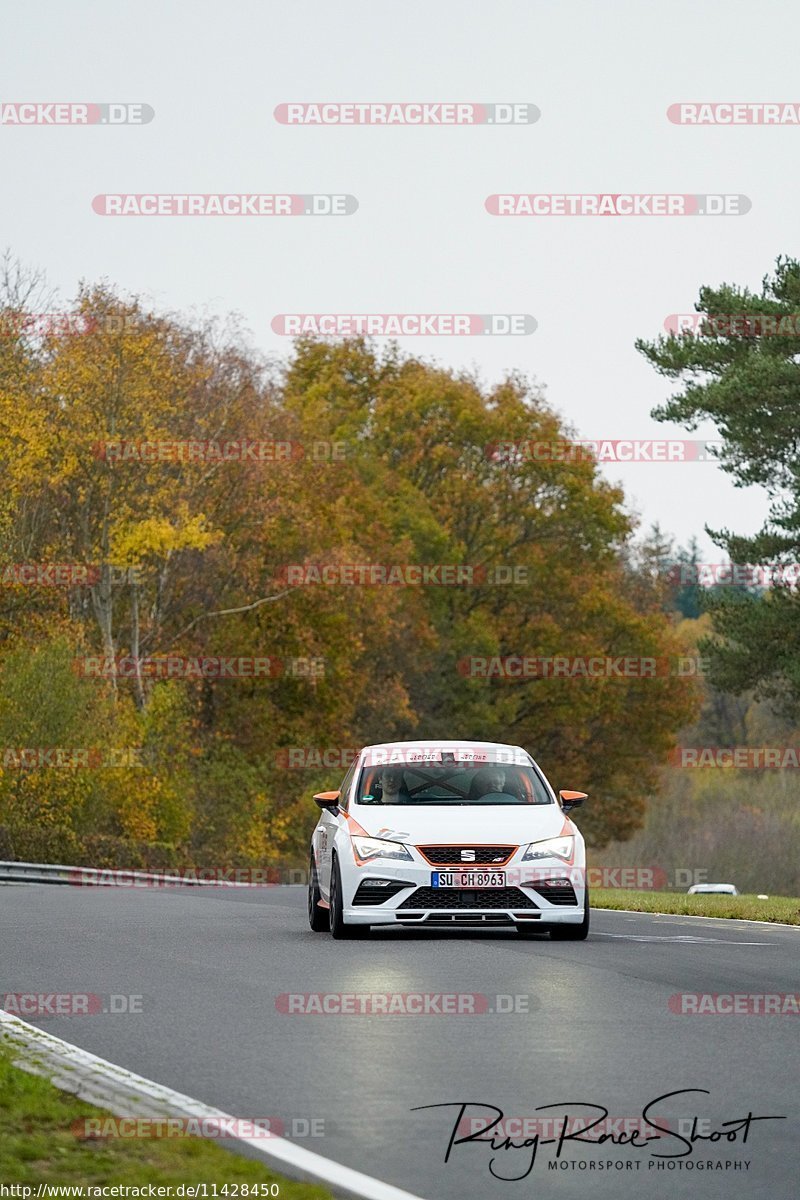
0;860;263;887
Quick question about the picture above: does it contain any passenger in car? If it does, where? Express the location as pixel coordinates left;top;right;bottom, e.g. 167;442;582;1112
376;768;412;804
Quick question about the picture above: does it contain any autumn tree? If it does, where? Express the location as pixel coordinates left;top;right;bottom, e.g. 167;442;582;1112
281;339;698;846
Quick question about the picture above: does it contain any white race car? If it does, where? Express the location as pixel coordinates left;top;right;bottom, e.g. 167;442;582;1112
308;740;589;940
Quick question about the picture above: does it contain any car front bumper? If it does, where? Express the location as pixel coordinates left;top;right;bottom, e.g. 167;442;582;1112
340;855;587;926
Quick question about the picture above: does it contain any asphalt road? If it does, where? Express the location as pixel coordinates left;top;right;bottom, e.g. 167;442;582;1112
1;883;798;1200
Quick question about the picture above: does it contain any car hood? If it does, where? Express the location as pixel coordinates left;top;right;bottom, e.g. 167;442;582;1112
348;803;571;845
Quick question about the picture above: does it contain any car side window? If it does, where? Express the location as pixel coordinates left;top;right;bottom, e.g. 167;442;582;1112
337;760;358;811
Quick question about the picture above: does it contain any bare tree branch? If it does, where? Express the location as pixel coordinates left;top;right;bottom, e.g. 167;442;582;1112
164;586;298;649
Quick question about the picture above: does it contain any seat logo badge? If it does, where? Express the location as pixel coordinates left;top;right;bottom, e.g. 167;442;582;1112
460;849;476;861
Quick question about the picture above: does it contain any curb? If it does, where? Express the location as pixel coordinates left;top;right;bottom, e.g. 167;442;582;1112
0;1010;426;1200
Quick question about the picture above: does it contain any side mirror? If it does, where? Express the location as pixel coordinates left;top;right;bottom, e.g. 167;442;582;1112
559;789;588;813
313;790;341;812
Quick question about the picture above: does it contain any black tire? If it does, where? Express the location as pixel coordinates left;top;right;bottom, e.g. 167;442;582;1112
549;889;591;941
307;850;329;932
329;855;369;939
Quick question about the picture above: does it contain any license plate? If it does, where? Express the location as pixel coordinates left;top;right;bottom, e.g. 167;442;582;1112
431;871;506;888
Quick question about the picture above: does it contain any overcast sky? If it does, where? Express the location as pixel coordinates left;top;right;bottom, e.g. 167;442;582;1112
3;0;796;558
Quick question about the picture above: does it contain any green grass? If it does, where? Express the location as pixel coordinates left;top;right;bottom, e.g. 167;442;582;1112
0;1043;331;1195
592;889;800;925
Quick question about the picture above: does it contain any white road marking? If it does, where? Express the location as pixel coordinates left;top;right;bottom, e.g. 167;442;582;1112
595;933;773;944
595;906;800;930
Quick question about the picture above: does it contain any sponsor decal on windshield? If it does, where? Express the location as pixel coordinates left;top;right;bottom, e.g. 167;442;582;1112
362;745;529;766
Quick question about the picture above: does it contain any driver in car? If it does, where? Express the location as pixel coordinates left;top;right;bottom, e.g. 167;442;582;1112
467;765;510;800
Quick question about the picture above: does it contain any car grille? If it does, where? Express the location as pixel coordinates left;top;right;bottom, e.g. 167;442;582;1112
418;845;516;866
397;886;538;910
531;880;578;906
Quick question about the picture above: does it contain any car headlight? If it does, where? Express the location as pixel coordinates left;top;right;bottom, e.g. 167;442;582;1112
521;835;574;862
351;836;414;863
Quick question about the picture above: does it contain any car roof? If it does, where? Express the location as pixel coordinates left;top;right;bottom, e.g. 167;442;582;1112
361;739;529;754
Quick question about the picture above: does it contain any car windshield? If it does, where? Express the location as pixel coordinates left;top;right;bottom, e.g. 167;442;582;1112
355;752;552;806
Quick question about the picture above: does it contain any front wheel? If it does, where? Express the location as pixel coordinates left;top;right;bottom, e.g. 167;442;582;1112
549;889;590;941
329;855;369;939
307;850;328;932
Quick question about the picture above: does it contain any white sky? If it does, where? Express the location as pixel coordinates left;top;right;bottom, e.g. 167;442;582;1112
3;0;795;558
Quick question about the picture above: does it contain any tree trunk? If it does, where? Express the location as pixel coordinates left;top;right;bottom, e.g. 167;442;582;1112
90;561;117;697
130;577;145;709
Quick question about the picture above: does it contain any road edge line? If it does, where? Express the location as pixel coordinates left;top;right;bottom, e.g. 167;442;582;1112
594;906;800;929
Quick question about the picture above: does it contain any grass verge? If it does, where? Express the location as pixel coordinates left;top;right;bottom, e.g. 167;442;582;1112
591;889;800;924
0;1043;331;1195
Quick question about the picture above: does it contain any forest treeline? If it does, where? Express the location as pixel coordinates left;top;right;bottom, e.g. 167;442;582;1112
0;268;700;867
